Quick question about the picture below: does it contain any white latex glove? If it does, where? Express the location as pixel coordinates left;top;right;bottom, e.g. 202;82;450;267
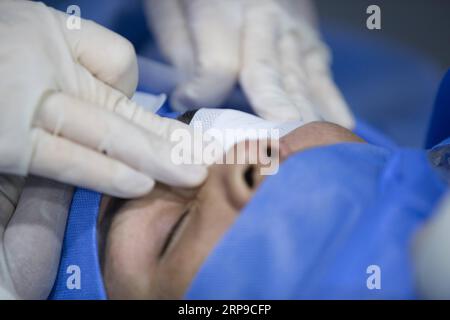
0;175;73;299
0;0;207;198
145;0;355;129
413;192;450;299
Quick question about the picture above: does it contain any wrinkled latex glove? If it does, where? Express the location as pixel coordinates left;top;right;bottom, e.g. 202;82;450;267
413;192;450;299
0;175;73;299
145;0;355;129
0;0;207;198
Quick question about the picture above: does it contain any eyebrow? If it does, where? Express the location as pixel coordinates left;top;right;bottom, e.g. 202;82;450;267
158;209;189;258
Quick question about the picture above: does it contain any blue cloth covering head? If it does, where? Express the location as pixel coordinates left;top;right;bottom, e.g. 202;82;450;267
185;143;448;299
49;189;106;299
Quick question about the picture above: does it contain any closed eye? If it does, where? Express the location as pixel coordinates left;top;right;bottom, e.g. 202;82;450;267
159;209;189;258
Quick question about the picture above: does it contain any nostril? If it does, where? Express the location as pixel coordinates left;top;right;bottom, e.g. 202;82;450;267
244;165;255;188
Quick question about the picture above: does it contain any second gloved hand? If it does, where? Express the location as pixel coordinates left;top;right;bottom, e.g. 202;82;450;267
145;0;355;129
0;0;207;198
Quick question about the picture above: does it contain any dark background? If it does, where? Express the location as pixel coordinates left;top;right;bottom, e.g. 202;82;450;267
316;0;450;72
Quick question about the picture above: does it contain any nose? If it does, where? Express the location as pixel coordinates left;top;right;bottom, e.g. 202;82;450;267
224;163;261;210
222;141;279;210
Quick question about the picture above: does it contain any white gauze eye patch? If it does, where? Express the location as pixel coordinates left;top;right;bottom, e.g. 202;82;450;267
190;109;304;151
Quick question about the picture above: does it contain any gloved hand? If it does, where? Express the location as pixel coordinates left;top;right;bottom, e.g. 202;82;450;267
145;0;355;129
0;0;207;198
0;175;73;299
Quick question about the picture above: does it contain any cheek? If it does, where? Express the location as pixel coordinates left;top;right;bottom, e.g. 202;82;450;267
103;213;157;298
108;216;154;272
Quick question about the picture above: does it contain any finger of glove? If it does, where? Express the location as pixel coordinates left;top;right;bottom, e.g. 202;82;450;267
144;0;195;79
277;15;354;128
0;175;26;234
305;57;355;129
74;65;205;149
240;3;302;121
171;0;241;111
53;9;138;97
279;28;323;123
33;93;207;188
278;0;319;27
288;19;354;128
4;176;73;299
72;66;207;165
29;128;155;198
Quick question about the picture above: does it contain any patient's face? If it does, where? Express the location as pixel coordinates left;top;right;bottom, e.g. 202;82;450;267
98;122;364;299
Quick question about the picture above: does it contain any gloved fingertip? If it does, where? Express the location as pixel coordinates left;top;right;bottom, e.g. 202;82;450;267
255;105;302;122
334;101;356;130
320;92;356;130
112;169;155;198
172;164;209;188
171;67;237;111
339;114;356;131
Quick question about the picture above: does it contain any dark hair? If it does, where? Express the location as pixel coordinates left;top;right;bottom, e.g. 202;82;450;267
176;110;199;125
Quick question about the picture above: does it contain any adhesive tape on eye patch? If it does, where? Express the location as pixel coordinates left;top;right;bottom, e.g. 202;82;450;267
191;109;303;151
